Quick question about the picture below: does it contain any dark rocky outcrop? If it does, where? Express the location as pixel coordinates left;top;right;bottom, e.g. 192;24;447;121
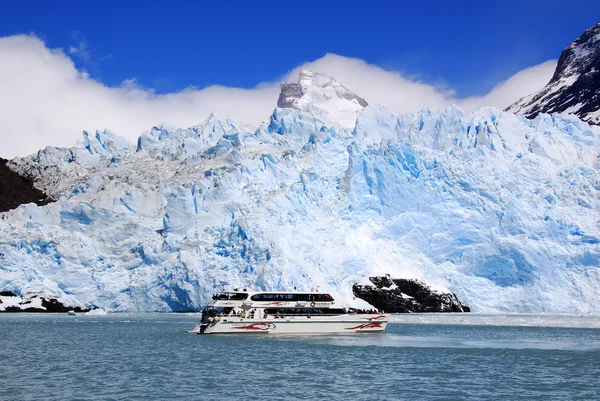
0;293;91;313
0;157;53;212
40;298;91;313
278;81;304;109
353;275;469;313
506;22;600;125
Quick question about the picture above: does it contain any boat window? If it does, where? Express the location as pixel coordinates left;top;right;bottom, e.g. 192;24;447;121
214;292;248;300
250;293;335;302
204;307;222;317
263;308;346;315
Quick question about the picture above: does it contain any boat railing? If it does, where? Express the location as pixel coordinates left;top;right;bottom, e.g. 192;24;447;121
268;314;346;318
206;311;385;320
215;313;349;319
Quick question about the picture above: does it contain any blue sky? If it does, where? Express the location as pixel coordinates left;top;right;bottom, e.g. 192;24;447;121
2;0;598;96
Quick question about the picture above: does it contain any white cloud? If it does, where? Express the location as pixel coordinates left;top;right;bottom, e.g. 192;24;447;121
0;35;556;158
289;53;556;113
458;60;557;111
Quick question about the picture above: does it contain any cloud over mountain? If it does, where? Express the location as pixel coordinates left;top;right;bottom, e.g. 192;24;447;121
0;35;555;158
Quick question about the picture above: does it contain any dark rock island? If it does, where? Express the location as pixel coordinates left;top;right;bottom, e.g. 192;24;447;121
353;275;470;313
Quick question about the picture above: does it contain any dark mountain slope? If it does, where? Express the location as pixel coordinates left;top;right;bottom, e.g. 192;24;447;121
0;158;53;212
507;22;600;124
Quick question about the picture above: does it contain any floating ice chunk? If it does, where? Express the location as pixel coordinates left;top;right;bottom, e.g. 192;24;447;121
85;308;108;316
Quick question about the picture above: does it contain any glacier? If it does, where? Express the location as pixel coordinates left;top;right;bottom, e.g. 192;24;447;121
1;72;600;313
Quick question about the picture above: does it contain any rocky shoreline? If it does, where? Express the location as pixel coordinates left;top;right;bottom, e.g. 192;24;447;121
2;279;470;313
0;291;91;313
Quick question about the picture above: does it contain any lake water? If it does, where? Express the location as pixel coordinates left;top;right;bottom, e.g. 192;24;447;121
1;313;599;400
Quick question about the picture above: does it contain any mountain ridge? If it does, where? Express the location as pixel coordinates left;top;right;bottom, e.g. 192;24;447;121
507;22;600;124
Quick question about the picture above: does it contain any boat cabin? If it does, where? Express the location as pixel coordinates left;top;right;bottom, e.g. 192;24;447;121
202;290;340;322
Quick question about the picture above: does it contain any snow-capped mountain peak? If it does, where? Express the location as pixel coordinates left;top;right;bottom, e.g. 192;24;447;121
551;23;600;83
507;22;600;124
277;69;368;128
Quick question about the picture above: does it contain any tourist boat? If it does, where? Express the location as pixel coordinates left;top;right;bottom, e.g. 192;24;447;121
187;289;390;334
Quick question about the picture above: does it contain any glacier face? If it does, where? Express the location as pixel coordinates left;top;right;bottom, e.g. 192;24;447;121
1;93;600;312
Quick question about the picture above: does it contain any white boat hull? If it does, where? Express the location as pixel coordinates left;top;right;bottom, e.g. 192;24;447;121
188;314;389;334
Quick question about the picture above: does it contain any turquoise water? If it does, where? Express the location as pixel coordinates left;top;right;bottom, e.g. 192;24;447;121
1;313;599;400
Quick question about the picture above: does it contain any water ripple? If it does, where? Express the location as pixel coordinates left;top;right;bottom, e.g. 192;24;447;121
1;314;599;401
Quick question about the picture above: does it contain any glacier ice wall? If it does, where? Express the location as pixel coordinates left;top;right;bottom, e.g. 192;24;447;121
1;106;599;312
